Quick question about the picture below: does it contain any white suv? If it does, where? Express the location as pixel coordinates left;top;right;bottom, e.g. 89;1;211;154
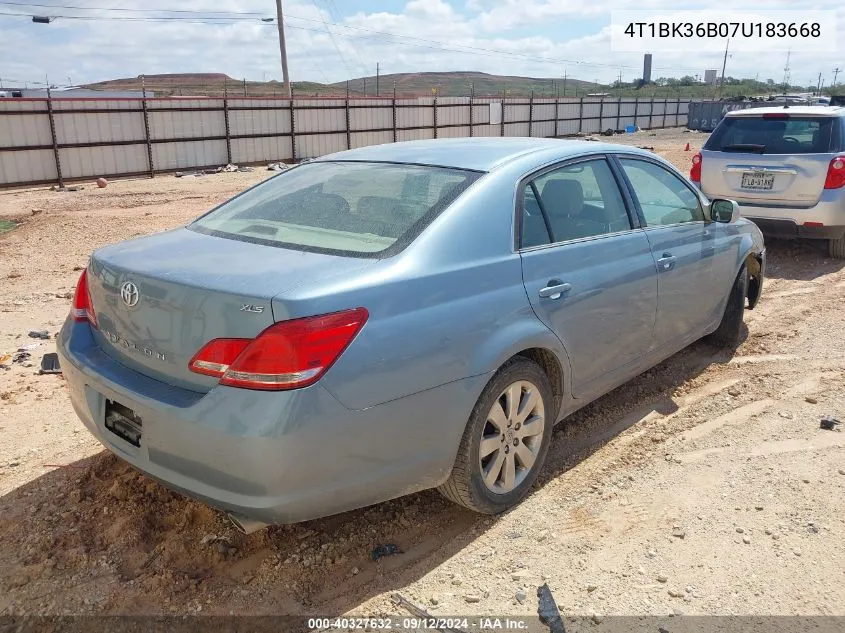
693;106;845;258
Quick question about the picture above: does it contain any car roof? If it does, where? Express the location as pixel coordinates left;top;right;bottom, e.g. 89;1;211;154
725;105;845;118
312;137;654;172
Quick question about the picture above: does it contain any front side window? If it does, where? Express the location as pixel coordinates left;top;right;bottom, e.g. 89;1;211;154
519;158;631;247
190;161;480;257
618;159;704;227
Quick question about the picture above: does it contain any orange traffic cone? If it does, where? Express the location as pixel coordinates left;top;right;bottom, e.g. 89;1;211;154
684;142;690;151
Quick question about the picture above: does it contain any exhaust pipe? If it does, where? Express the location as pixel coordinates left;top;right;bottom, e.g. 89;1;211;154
227;512;269;535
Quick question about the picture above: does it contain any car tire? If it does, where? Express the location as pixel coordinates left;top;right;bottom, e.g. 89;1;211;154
438;357;554;514
707;264;748;347
830;235;845;260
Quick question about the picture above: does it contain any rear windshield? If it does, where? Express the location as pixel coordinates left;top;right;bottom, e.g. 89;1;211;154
705;116;838;154
190;161;481;257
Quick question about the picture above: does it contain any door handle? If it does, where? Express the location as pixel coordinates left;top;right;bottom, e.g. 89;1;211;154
656;253;677;271
539;281;572;299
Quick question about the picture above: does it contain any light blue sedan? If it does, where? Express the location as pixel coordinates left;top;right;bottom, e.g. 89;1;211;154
57;138;765;531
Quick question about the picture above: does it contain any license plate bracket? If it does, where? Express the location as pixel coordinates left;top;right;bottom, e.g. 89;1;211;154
741;171;775;190
105;399;143;447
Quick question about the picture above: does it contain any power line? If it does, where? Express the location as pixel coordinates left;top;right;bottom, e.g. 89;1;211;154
0;1;267;15
0;2;702;73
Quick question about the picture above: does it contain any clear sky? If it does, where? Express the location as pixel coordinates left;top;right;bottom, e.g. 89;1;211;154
0;0;841;89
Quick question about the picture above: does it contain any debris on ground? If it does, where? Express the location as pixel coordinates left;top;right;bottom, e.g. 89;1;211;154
12;352;30;364
537;583;565;633
601;128;615;136
28;330;50;340
819;416;841;431
96;178;108;188
638;146;656;151
371;543;403;561
49;185;84;192
39;353;61;375
267;162;288;171
174;171;204;178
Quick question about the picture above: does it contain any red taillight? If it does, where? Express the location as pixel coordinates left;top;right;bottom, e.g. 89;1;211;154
690;152;702;183
71;268;97;327
762;112;789;119
189;307;368;391
824;156;845;189
188;339;250;377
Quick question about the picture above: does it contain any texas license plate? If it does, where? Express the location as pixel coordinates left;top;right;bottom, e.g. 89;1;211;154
741;172;775;190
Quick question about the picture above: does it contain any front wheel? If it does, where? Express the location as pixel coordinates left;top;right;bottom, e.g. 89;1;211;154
830;235;845;259
438;357;554;514
707;264;748;347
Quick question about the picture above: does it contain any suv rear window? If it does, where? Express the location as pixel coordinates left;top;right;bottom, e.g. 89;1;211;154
190;161;480;257
705;116;838;154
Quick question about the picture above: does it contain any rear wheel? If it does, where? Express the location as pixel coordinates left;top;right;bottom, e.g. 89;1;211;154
830;235;845;260
708;264;748;347
438;357;553;514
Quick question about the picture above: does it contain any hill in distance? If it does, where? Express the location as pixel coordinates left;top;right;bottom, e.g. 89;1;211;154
84;71;601;98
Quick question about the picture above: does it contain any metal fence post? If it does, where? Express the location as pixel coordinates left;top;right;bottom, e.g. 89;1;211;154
598;98;605;133
615;97;622;131
45;88;63;187
289;95;297;162
222;95;232;165
676;96;681;126
501;90;506;137
345;100;352;150
468;83;474;137
141;95;155;178
392;83;397;143
528;90;534;137
433;92;438;139
553;88;560;138
633;97;639;130
662;96;668;128
648;96;654;129
578;96;584;134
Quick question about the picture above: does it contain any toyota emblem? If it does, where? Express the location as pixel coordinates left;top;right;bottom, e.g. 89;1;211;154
120;282;139;307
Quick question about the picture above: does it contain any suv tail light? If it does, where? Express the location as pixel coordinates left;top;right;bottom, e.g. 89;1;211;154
690;152;702;183
71;268;97;327
188;307;368;391
824;156;845;189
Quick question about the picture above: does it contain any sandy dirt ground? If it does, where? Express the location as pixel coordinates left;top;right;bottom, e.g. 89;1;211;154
1;128;844;625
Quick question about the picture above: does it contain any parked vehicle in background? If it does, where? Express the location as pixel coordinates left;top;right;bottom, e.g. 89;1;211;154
693;106;845;258
57;138;765;528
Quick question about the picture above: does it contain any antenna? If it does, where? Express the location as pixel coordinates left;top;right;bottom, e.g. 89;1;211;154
781;49;791;93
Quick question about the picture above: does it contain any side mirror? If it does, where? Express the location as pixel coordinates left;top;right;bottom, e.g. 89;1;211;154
710;198;740;223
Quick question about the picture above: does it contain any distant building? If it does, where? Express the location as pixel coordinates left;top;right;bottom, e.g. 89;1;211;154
704;69;718;85
643;54;653;84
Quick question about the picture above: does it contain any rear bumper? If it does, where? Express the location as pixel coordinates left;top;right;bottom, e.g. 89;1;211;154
57;319;488;524
710;190;845;240
744;218;845;240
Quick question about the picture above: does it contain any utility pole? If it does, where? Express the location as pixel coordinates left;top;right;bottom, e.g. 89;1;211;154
376;62;380;97
717;38;730;100
562;69;567;98
275;0;292;98
817;73;823;94
833;67;841;90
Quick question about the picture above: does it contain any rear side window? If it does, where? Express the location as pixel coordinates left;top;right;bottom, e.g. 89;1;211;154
190;162;480;257
519;158;631;247
705;116;837;154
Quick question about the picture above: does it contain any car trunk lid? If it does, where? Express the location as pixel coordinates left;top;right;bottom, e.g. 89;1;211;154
87;228;373;392
700;113;839;207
